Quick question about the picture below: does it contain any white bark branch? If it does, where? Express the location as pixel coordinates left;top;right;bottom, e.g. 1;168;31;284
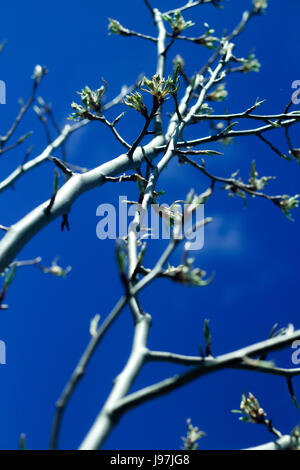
112;329;300;418
245;434;299;450
0;123;83;193
0;136;164;273
79;314;152;450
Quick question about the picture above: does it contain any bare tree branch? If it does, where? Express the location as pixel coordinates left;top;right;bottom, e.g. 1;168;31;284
111;329;300;420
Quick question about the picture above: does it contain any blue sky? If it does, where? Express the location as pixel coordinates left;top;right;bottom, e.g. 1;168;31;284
0;0;299;450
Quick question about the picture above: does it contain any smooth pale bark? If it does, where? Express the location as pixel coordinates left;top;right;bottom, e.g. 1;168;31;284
0;136;164;273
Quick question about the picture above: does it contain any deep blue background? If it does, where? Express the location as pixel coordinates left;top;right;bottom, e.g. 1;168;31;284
0;0;299;450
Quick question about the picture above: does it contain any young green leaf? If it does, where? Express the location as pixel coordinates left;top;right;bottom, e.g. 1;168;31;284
4;263;17;287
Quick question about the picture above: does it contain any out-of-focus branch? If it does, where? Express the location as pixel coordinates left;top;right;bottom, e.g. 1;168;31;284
143;0;154;17
0;131;33;156
163;0;220;16
50;294;128;450
79;313;152;450
245;435;299;451
0;68;47;151
12;257;42;268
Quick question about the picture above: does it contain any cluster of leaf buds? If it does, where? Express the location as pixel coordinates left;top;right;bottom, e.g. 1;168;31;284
196;23;219;49
225;160;274;200
123;92;148;118
253;0;268;14
70;81;107;120
124;73;180;116
162;11;195;36
181;419;205;450
206;84;228;102
108;18;130;36
233;392;267;424
141;73;180;105
224;170;247;204
197;103;214;115
164;257;212;287
248;161;275;191
290;426;300;450
241;53;261;73
164;188;212;239
278;194;300;220
185;188;212;209
39;258;72;278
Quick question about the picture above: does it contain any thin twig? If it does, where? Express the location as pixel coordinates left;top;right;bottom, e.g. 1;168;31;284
179;154;283;206
257;133;290;160
170;117;299;150
80;112;131;150
0;72;46;150
143;0;154;17
128;102;159;158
